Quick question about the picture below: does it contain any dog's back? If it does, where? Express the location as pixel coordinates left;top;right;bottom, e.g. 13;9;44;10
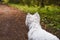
25;12;59;40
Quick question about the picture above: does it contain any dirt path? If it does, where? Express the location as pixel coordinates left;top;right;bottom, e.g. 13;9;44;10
0;4;28;40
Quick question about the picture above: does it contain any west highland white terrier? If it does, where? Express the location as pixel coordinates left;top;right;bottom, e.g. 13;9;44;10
25;12;59;40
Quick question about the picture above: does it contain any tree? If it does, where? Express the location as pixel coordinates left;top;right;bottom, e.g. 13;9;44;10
25;0;31;6
41;0;45;7
37;0;40;6
8;0;20;4
0;0;4;4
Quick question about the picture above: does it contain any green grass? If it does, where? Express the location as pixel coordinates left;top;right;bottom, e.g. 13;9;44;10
9;4;60;30
9;4;60;13
9;4;39;13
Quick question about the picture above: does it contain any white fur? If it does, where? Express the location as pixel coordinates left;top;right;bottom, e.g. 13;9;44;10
25;12;59;40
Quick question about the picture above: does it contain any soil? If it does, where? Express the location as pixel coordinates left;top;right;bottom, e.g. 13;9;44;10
0;4;28;40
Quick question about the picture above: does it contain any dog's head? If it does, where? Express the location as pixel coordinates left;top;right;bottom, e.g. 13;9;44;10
25;12;40;26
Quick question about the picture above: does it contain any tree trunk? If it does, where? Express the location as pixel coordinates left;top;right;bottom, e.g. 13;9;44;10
8;0;20;4
41;0;45;7
0;0;3;4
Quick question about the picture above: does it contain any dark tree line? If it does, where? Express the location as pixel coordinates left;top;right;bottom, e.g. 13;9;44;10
0;0;4;3
0;0;60;6
8;0;60;6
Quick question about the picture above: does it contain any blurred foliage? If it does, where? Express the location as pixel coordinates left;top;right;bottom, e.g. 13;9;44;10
9;4;60;30
2;0;60;6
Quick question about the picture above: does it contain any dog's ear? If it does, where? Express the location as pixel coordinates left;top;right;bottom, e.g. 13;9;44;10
34;12;40;22
27;13;32;17
25;13;30;26
27;13;31;15
34;12;40;18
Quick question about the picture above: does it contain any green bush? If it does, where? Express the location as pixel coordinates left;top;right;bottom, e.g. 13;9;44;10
9;4;60;30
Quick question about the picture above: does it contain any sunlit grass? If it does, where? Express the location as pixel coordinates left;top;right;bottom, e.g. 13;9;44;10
9;4;60;13
9;4;60;29
9;4;39;13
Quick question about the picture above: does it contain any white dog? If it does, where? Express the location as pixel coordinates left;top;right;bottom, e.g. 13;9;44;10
25;12;59;40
